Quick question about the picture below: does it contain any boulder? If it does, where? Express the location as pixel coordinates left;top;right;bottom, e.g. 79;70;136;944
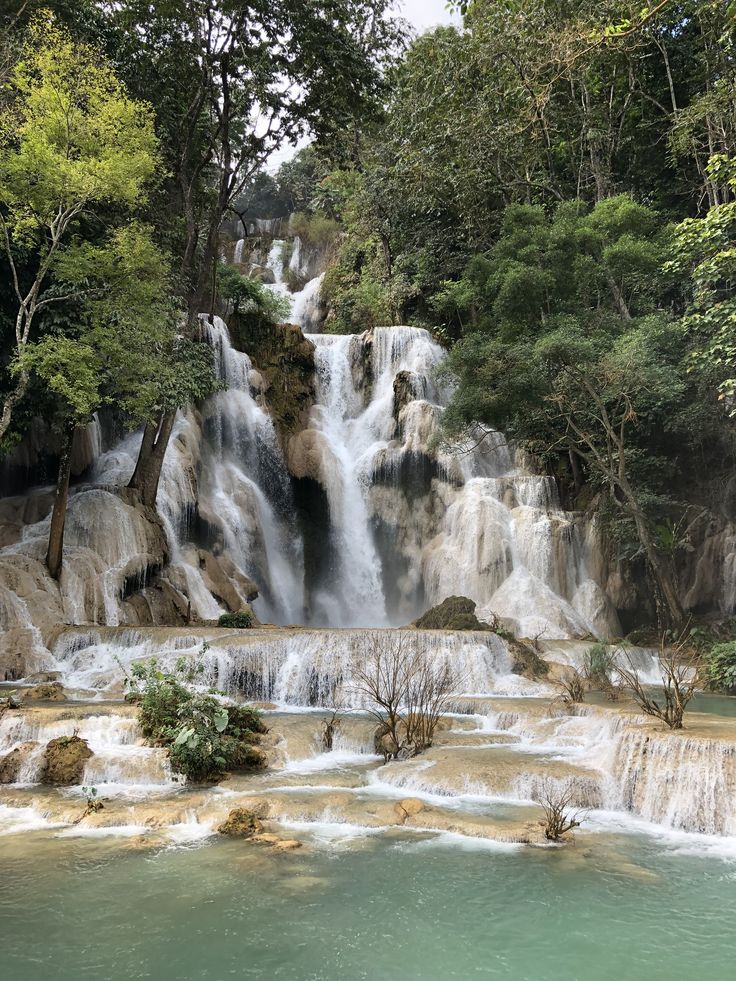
0;742;36;784
273;839;302;852
414;596;493;632
217;807;264;837
40;735;93;786
20;682;66;702
374;727;399;762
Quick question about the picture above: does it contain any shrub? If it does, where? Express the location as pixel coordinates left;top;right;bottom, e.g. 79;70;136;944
218;264;290;324
353;632;458;759
582;643;621;700
617;636;697;730
127;660;266;782
218;609;254;629
555;667;586;705
703;641;736;694
289;211;340;250
535;781;584;842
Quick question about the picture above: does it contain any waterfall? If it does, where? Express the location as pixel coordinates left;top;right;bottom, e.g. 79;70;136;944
52;626;514;705
263;238;324;330
185;316;305;624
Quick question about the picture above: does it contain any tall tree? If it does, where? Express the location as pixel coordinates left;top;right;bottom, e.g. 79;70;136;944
100;0;406;506
0;13;159;448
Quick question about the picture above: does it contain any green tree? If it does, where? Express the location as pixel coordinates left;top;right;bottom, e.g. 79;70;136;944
0;13;159;446
442;196;722;627
103;0;406;506
16;225;206;578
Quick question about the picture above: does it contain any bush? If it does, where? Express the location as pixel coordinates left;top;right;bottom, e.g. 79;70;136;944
128;660;266;782
218;264;290;324
704;641;736;694
582;643;621;699
218;609;254;629
289;211;340;250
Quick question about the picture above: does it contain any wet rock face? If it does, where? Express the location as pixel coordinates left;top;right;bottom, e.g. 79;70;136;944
392;370;418;429
0;742;37;783
40;735;93;786
0;646;27;682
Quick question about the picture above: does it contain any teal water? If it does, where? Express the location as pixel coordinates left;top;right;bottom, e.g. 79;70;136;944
1;831;734;980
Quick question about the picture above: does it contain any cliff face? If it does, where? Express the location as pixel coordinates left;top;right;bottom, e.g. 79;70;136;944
228;314;315;443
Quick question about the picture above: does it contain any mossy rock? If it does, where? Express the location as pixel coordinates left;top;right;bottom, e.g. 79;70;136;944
217;808;264;837
507;638;549;679
41;735;93;786
20;682;66;702
414;596;493;631
229;314;315;438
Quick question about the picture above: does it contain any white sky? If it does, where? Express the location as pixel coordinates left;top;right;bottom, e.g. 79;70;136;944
267;0;460;171
400;0;459;32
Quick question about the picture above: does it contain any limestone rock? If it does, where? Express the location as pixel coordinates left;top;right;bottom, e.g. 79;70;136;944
41;735;93;786
393;370;418;427
0;742;36;784
394;798;425;823
286;429;328;483
229;314;315;439
414;596;494;632
195;550;259;613
217;808;264;837
20;682;66;702
273;839;302;852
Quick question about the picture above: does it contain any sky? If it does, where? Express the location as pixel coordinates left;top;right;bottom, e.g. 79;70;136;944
401;0;459;32
267;0;460;171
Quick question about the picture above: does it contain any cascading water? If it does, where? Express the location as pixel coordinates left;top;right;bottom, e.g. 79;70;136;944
184;317;306;624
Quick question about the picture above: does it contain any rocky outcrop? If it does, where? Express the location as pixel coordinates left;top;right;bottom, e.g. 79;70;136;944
40;735;93;786
0;742;37;784
19;682;66;702
217;807;265;837
229;314;316;440
414;596;493;631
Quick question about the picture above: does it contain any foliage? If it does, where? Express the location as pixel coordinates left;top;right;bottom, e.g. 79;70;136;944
289;212;341;252
127;658;266;783
218;610;255;629
218;265;290;326
703;641;736;695
0;11;160;446
439;196;728;627
582;643;621;699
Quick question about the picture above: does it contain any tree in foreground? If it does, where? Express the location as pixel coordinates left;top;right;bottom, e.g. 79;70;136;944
0;13;159;448
353;632;458;760
17;225;204;578
534;780;585;843
615;635;698;730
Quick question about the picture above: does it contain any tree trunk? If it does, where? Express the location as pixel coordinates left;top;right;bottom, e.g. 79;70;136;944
46;420;77;581
128;410;177;507
0;369;29;445
628;501;685;629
